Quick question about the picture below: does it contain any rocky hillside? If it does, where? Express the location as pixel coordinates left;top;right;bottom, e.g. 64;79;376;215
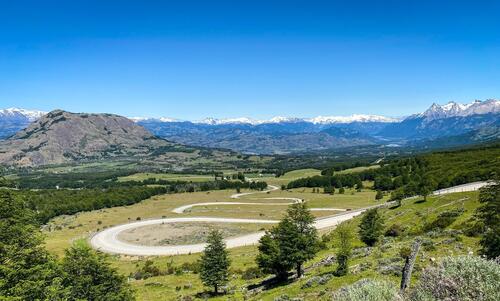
0;110;239;168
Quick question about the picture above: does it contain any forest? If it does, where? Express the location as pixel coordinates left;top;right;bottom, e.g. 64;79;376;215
287;144;500;199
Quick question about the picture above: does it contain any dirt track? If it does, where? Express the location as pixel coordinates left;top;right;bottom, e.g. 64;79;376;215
90;182;482;256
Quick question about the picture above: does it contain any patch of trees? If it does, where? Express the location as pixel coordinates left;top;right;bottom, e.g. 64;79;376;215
5;170;137;189
9;186;168;224
287;173;363;190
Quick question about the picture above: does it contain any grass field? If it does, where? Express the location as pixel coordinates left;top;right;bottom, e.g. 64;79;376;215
118;222;273;246
43;186;379;255
118;172;215;182
255;168;322;185
336;165;380;174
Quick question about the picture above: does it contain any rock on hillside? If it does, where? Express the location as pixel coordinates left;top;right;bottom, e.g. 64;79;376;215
0;110;182;166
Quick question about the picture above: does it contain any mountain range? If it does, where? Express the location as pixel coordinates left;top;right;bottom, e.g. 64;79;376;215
0;99;498;156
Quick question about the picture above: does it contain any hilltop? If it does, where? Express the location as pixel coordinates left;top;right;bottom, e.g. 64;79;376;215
0;110;248;169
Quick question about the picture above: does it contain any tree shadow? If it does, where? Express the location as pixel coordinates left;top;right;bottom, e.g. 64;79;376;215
194;291;225;299
247;273;295;292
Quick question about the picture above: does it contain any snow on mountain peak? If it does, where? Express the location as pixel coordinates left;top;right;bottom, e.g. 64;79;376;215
196;117;260;125
129;116;179;122
308;114;397;124
419;99;500;120
0;107;46;121
192;114;397;125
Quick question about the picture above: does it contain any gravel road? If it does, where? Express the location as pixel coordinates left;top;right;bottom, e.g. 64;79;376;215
90;182;482;256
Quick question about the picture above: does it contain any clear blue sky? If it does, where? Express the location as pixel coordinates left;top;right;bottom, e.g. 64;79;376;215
0;0;499;119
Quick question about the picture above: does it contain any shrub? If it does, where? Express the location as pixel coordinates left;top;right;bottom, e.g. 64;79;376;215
240;266;264;280
332;279;401;301
385;224;403;237
424;209;463;232
359;209;384;246
410;255;500;301
180;261;200;274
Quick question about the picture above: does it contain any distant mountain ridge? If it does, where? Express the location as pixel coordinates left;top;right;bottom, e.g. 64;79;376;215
130;114;398;125
0;99;498;155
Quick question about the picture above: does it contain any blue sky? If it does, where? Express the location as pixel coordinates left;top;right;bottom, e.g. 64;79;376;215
0;0;499;119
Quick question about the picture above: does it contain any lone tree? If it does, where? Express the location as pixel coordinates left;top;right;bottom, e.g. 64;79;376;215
199;229;230;294
358;208;384;246
418;176;435;202
375;190;384;200
335;222;354;276
257;203;319;279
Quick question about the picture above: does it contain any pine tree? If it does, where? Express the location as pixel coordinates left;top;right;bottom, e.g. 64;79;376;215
256;203;319;279
358;208;384;246
200;229;230;294
476;182;500;259
375;190;384;200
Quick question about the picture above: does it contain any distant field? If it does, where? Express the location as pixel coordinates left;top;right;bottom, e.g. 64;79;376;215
118;222;272;246
336;165;380;174
118;172;215;182
258;168;322;185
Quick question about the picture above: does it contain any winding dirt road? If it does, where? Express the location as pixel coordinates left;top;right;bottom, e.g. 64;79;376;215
90;184;379;256
90;182;485;256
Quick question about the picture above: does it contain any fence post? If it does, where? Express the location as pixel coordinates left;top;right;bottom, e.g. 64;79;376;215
400;238;421;294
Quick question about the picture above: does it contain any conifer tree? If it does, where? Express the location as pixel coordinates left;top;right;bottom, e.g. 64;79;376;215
200;229;230;294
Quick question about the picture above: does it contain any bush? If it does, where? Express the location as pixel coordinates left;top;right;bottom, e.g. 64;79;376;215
359;209;384;246
240;266;264;280
410;255;500;301
385;224;403;237
332;279;402;301
424;209;463;232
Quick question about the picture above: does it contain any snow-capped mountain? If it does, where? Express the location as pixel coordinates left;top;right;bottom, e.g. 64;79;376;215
0;107;46;121
1;99;498;154
379;99;500;140
0;108;47;139
414;99;499;121
129;116;179;123
137;114;397;125
307;114;398;124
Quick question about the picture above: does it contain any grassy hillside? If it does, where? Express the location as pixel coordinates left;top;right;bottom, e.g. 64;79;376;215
94;190;481;300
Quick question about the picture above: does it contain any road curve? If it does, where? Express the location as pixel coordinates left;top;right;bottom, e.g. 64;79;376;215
90;182;483;256
433;181;490;195
90;184;377;256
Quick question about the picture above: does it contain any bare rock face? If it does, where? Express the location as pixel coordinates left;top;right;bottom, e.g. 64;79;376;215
0;110;175;166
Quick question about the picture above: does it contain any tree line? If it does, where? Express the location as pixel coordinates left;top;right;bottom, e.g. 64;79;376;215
285;144;499;201
6;179;268;224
